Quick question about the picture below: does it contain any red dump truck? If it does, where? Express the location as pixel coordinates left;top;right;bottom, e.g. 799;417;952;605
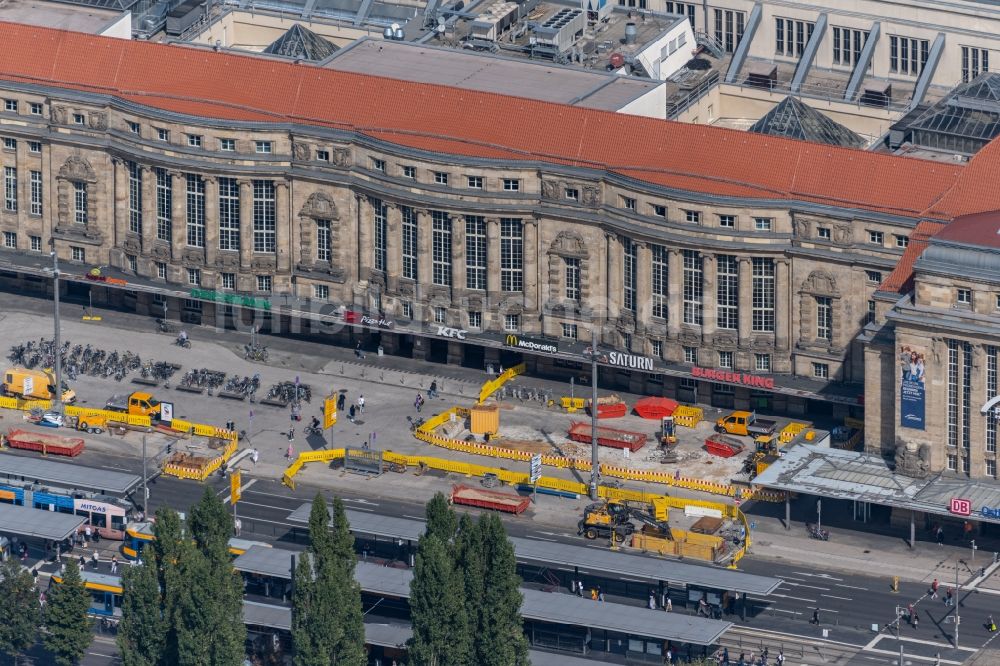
450;484;531;515
567;421;648;452
6;428;85;457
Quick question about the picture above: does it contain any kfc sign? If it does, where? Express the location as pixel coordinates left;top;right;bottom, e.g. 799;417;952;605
949;498;972;517
435;326;467;340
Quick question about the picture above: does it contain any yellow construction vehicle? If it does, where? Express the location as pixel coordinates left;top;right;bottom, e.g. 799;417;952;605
578;498;672;543
660;415;677;447
753;434;780;455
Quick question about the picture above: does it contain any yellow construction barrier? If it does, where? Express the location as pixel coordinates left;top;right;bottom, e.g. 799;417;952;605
672;405;703;428
780;421;808;443
560;397;585;413
477;363;525;404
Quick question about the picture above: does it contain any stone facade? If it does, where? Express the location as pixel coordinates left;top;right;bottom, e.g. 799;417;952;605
0;84;927;403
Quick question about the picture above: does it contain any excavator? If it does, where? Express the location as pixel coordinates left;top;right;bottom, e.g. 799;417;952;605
579;497;672;543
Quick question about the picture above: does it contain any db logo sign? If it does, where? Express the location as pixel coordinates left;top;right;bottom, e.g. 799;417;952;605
949;498;972;516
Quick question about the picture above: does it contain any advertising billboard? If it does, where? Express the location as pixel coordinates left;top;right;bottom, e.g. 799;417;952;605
899;345;926;430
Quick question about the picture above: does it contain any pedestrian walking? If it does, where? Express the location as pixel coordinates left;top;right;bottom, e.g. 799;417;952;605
936;526;945;545
597;586;604;602
287;427;294;442
576;580;583;597
84;525;92;543
721;647;729;666
930;578;939;598
945;588;954;606
912;612;919;629
355;341;363;358
415;394;424;412
286;442;294;459
234;518;242;537
338;393;346;411
738;652;746;666
349;405;356;423
775;650;784;666
429;381;438;399
251;448;259;465
92;550;99;567
810;608;820;625
988;615;997;632
648;592;656;610
665;597;672;612
358;395;365;413
110;555;118;574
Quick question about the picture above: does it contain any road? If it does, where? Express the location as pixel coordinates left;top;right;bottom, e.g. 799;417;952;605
50;445;988;666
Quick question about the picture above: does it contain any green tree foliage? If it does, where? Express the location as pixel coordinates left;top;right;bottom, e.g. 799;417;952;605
307;493;333;566
292;552;333;666
424;492;457;544
454;513;485;653
328;497;365;665
151;507;184;664
467;514;529;666
407;534;472;666
0;557;39;659
189;487;231;556
117;558;165;666
43;559;92;666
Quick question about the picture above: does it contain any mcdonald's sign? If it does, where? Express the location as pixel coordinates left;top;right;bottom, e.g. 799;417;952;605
503;334;558;354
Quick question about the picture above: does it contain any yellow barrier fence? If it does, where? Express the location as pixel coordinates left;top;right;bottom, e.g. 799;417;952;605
477;363;526;404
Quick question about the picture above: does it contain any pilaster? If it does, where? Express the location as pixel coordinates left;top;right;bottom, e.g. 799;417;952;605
170;171;185;261
451;214;466;303
386;202;401;293
776;258;790;351
702;253;717;338
635;241;651;334
276;181;289;272
524;218;538;311
738;257;752;347
238;179;253;269
667;249;681;340
204;176;218;268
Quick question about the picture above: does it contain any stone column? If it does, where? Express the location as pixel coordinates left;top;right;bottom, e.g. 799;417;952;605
170;171;186;261
635;241;651;333
450;214;466;303
523;218;538;312
702;253;717;338
275;181;289;272
605;233;622;324
738;257;752;345
776;258;790;351
386;203;401;294
667;249;681;340
416;208;433;300
970;344;986;477
357;195;371;283
486;217;500;297
141;166;156;254
112;159;128;249
204;176;218;269
238;179;253;268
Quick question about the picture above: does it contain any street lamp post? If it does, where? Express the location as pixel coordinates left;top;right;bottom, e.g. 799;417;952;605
50;249;63;415
588;328;600;501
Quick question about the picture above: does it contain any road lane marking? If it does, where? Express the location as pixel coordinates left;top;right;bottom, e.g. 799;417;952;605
821;594;853;600
769;593;817;603
526;535;557;542
863;648;963;664
835;583;869;590
224;478;257;504
781;582;831;591
403;515;425;520
769;608;803;616
793;571;844;581
873;635;976;651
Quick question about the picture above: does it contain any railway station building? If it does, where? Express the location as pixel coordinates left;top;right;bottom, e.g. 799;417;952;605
1;22;1000;485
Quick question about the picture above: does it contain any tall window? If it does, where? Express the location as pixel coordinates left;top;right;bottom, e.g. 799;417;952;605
816;296;832;341
948;339;959;448
963;341;972;459
717;255;739;330
316;220;331;262
185;174;205;248
889;35;929;75
402;206;418;281
651;244;667;318
833;26;868;66
431;211;451;287
682;249;703;325
218;177;240;252
714;8;745;53
962;46;990;83
252;180;275;253
565;257;581;302
371;198;387;272
3;167;16;212
29;171;41;216
155;168;171;241
73;182;87;224
127;162;141;234
988;346;997;454
622;238;636;312
465;216;486;290
500;218;523;292
751;258;775;332
775;18;815;57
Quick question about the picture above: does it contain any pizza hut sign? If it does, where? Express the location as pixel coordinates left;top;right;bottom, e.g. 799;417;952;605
949;498;972;517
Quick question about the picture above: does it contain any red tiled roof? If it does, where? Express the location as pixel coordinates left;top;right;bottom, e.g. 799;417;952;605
931;210;1000;249
0;22;995;219
878;220;947;294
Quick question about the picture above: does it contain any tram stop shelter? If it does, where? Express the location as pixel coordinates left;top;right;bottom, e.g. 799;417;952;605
0;503;85;542
0;452;142;496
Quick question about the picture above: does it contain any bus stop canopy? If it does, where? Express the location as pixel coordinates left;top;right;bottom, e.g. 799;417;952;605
233;545;296;579
0;503;85;541
289;503;781;595
0;452;141;496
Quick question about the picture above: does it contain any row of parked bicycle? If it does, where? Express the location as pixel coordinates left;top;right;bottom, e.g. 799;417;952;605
176;369;309;404
8;338;174;383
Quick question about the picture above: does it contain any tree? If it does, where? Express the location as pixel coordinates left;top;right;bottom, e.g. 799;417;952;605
117;559;165;666
454;513;485;648
292;552;335;666
0;557;39;659
328;497;365;665
189;486;231;556
43;559;92;666
471;514;528;666
152;506;185;665
408;534;472;666
424;492;457;544
307;493;333;567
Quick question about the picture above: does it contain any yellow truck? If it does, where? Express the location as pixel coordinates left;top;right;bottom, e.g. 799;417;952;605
2;367;76;403
105;392;162;418
715;410;777;437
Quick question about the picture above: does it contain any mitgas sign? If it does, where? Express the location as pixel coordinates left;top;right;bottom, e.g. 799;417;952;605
603;351;654;371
